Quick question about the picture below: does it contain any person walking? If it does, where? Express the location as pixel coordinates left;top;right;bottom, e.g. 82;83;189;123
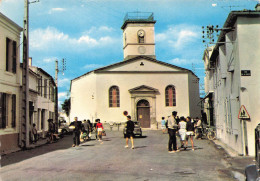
195;117;202;139
186;116;195;151
96;119;104;142
86;119;92;140
178;116;187;150
124;115;135;149
72;117;82;147
48;119;55;143
167;111;179;153
32;123;38;144
161;117;167;134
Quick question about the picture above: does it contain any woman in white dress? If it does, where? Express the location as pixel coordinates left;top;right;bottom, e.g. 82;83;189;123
178;116;187;150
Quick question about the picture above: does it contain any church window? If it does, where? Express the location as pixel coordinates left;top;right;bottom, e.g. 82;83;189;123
109;86;120;107
165;85;176;107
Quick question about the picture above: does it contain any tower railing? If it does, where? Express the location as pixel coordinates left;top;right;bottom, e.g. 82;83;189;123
124;12;154;22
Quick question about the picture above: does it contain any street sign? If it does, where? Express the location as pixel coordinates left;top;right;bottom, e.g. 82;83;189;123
241;70;251;76
238;105;250;119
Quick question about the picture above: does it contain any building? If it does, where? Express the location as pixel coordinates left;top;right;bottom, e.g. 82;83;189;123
202;5;260;156
29;62;55;138
70;12;200;128
0;12;23;153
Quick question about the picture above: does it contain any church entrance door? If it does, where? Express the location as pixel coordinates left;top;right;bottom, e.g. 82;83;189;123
137;100;150;128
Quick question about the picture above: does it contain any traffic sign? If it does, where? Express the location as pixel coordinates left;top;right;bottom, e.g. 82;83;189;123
238;105;250;119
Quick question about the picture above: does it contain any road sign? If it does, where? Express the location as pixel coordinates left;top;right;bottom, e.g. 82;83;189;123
238;105;250;119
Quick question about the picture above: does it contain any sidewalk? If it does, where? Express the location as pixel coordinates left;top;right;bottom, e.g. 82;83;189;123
213;139;255;180
1;136;56;156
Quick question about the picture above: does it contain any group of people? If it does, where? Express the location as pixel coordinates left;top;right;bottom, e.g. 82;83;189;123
72;117;105;147
163;111;202;153
71;112;202;152
71;115;136;149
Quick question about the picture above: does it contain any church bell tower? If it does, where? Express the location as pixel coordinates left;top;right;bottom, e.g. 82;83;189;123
121;12;156;60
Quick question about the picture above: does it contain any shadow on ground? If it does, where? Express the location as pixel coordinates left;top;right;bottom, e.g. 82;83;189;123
1;135;75;167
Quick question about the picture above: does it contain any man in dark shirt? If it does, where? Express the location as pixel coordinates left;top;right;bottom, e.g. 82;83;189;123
125;115;135;149
72;117;82;147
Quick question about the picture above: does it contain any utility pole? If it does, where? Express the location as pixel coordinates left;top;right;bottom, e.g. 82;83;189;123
54;59;66;132
21;0;39;149
21;0;29;149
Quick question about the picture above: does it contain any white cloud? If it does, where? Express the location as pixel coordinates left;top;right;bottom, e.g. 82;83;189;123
168;58;201;65
48;8;66;14
58;78;70;87
78;35;98;45
58;92;69;99
30;26;118;51
155;24;200;50
83;26;114;35
43;57;58;63
83;64;103;69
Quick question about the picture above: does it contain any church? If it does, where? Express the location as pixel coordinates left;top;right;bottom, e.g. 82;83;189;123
70;13;200;128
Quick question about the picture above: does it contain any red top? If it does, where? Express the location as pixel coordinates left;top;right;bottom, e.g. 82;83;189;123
96;123;103;129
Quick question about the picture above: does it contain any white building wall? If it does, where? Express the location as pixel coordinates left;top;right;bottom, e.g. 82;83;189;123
188;73;200;118
70;72;97;122
237;17;260;156
95;72;190;124
208;16;260;156
70;66;198;128
0;13;22;153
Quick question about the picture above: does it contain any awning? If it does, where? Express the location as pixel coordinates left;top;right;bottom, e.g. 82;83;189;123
197;92;214;105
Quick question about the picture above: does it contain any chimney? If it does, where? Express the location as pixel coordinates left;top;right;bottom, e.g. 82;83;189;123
255;3;260;11
29;57;32;66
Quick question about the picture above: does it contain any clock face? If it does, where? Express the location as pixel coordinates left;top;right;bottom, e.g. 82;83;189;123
137;29;145;37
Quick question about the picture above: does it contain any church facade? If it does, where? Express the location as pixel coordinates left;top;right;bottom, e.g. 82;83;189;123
70;13;200;128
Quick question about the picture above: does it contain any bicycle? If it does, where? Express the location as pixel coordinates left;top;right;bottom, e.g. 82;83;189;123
203;127;216;140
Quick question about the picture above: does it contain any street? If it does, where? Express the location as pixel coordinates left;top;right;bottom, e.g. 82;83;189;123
1;130;238;181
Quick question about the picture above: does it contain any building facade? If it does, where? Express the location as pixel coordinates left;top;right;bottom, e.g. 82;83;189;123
203;6;260;156
0;12;23;153
70;13;200;128
29;65;55;138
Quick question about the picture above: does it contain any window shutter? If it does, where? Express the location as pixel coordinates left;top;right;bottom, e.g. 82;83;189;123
12;94;16;127
6;38;10;71
12;41;17;73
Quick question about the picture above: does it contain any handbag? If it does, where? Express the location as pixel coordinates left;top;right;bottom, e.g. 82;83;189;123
102;130;106;136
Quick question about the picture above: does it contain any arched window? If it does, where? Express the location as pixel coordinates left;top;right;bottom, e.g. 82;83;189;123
109;86;120;107
165;85;176;107
138;36;144;43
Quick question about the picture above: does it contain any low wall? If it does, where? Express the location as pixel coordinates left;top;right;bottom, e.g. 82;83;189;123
0;133;19;154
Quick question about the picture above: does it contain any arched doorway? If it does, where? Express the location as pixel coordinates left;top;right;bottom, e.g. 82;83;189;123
137;99;150;128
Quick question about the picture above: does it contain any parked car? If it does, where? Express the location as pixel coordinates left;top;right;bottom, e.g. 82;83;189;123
123;121;142;137
58;120;70;135
245;123;260;181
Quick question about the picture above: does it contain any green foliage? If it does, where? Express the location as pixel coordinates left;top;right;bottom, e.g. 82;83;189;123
62;98;70;117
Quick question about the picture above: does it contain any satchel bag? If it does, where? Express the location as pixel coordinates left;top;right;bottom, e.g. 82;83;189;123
102;130;106;136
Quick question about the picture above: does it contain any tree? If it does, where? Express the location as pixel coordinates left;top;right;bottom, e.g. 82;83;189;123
61;98;70;117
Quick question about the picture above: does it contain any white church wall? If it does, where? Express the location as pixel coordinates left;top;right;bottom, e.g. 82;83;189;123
188;73;201;118
94;72;190;125
70;72;97;122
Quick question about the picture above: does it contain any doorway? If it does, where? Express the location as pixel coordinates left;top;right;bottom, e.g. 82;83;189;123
137;100;150;128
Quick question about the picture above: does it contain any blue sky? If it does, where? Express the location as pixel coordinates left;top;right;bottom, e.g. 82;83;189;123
0;0;258;107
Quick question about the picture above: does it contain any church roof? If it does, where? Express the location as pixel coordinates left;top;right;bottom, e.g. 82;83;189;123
71;56;198;82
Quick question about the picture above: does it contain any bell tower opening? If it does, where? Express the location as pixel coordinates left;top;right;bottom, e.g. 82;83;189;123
121;12;156;60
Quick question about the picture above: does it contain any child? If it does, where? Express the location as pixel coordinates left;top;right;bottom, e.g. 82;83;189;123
161;117;166;134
